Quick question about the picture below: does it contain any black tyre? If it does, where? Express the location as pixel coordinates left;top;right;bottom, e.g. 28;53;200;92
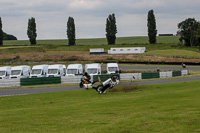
79;82;83;88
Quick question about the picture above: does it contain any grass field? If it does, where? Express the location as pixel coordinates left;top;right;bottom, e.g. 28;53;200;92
3;36;180;46
1;36;200;63
0;80;200;133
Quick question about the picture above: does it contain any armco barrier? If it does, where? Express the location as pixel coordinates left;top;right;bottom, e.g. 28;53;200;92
20;77;61;86
172;71;182;77
142;72;160;79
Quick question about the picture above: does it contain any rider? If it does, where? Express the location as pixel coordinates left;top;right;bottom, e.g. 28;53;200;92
82;72;91;84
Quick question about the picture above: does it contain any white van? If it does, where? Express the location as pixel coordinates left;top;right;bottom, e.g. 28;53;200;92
30;64;48;78
107;63;119;74
66;64;83;76
85;63;101;75
47;64;64;77
62;65;67;76
10;65;31;79
0;66;11;79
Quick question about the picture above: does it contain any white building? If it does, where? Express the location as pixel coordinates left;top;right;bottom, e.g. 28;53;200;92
108;47;146;54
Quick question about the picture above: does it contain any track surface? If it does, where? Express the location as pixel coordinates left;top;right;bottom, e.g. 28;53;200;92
1;76;200;97
119;66;199;70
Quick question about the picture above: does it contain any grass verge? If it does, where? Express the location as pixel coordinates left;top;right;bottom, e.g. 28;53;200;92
0;80;200;133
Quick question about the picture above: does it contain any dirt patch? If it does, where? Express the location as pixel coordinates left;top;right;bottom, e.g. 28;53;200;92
109;86;143;93
1;50;200;63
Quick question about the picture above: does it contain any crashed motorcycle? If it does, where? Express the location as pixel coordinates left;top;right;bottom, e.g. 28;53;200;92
82;75;119;94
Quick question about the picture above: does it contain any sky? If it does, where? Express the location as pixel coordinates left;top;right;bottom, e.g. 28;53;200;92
0;0;200;40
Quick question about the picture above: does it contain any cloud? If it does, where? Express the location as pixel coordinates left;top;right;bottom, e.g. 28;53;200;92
0;0;200;40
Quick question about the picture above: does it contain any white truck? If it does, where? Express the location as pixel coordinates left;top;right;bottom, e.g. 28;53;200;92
85;63;101;75
10;65;31;79
0;66;11;79
107;63;119;74
30;64;48;78
66;64;83;76
47;64;64;77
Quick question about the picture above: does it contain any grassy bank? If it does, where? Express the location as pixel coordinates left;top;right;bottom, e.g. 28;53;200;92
0;80;200;132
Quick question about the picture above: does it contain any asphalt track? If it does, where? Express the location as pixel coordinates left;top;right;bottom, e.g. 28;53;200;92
119;66;200;70
1;76;200;97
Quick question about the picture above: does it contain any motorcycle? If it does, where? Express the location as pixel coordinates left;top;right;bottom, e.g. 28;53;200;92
83;75;119;94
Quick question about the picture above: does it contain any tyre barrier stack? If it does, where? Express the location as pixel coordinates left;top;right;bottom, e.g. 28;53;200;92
0;70;188;87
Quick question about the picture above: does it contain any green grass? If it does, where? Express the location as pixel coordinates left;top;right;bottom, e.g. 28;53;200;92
0;80;200;133
3;36;180;46
145;49;200;59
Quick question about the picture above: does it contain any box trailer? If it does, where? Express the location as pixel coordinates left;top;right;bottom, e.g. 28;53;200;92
66;64;83;76
10;65;31;79
90;48;105;54
30;64;48;78
0;66;11;79
107;63;119;74
85;63;101;75
47;64;64;77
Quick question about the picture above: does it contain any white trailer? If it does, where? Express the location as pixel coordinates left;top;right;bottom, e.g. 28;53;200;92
47;64;64;77
85;63;101;75
66;64;83;76
30;64;48;78
0;66;11;79
107;63;119;74
10;65;31;79
90;48;105;54
108;47;146;54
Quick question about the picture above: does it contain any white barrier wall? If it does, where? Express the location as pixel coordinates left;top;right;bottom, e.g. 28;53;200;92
120;73;142;80
61;76;82;83
160;71;173;78
0;79;20;87
181;70;188;76
0;70;189;87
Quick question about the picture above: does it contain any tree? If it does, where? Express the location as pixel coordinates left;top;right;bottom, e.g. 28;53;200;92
195;23;200;47
106;13;117;45
3;32;17;40
147;9;157;44
0;17;3;46
178;18;199;47
27;17;37;45
67;17;76;46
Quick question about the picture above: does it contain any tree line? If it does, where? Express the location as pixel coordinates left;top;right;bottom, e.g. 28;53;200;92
0;9;200;47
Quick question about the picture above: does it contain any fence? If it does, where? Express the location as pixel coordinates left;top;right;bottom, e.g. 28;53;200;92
0;70;189;87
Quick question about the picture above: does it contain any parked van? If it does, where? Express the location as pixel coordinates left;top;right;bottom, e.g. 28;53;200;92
30;64;48;78
66;64;83;76
85;63;101;75
107;63;119;74
62;65;67;76
0;66;11;79
10;65;31;79
47;64;64;77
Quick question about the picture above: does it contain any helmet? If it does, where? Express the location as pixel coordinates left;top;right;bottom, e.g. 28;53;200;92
84;72;88;76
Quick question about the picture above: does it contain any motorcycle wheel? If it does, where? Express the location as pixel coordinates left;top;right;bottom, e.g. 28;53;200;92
79;82;83;88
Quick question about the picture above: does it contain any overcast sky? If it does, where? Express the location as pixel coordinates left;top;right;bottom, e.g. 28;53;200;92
0;0;200;40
